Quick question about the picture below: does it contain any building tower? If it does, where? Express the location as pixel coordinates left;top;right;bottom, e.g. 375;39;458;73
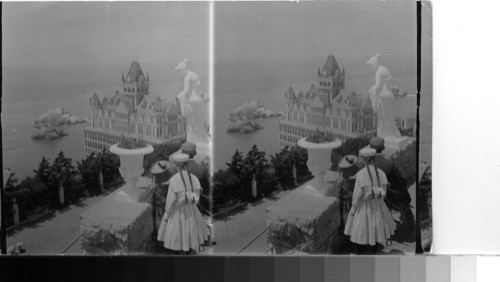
121;60;150;105
317;53;345;107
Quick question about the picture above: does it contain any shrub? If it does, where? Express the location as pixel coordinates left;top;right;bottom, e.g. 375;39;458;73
143;141;182;174
97;148;121;189
331;137;370;170
212;169;243;214
4;176;52;225
117;134;147;149
305;129;336;143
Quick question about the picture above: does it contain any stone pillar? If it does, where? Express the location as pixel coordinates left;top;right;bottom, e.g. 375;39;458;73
12;198;20;225
99;171;104;191
59;183;65;205
292;165;298;186
266;177;342;254
80;177;153;254
251;176;257;198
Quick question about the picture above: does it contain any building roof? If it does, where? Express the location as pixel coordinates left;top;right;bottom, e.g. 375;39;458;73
322;54;342;77
126;61;146;83
90;92;101;107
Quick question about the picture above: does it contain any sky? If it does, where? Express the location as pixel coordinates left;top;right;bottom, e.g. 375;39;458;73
215;1;417;61
214;1;423;89
2;2;209;94
2;1;429;100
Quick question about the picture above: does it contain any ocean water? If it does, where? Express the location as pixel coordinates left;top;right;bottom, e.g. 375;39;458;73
213;57;432;171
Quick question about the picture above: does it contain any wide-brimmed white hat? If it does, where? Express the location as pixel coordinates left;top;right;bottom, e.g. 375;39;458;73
172;153;189;163
360;147;376;158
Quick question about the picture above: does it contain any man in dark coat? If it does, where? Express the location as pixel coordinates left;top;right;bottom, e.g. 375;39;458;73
181;142;211;217
369;137;414;229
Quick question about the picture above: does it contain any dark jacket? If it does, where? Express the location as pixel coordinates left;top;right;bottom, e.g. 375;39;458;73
187;160;211;216
375;154;411;211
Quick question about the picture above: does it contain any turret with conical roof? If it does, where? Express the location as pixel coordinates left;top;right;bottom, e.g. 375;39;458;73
317;53;345;105
121;60;149;103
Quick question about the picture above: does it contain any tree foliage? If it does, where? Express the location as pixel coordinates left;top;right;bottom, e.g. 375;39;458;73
34;157;51;185
331;137;370;170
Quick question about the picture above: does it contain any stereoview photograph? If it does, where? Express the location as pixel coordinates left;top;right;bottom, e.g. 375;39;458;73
211;1;432;255
2;2;212;255
1;0;432;257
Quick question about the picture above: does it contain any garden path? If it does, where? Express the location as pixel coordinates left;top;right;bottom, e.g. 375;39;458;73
211;162;432;255
7;195;105;254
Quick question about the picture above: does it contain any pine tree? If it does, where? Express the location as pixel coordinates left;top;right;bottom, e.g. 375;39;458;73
48;151;75;193
34;156;51;185
77;152;101;195
242;145;269;184
226;150;244;177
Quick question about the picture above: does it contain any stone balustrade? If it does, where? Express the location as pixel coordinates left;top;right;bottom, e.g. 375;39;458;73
266;179;342;254
80;177;153;254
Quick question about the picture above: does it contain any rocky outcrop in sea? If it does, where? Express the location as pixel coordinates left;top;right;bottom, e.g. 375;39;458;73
31;107;87;141
31;125;68;140
228;100;283;121
226;101;282;133
226;119;263;134
33;107;88;129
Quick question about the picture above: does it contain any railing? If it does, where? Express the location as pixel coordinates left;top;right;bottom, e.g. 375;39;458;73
235;226;270;255
5;180;122;255
60;232;84;254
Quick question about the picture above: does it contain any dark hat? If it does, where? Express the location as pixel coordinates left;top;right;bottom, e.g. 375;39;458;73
338;155;358;169
369;136;385;150
181;142;197;156
151;160;172;174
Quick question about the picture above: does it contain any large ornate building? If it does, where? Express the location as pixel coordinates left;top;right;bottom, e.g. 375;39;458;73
84;61;186;154
278;54;378;147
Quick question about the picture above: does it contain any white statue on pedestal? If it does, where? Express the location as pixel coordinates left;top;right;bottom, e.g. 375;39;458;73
175;59;212;160
367;54;403;142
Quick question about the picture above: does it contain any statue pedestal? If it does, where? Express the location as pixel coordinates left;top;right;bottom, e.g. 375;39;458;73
384;136;414;151
80;177;153;254
266;179;343;254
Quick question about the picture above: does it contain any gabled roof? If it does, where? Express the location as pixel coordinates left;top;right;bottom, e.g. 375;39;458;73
311;95;324;108
116;101;128;113
123;99;134;112
90;93;101;107
286;86;296;100
318;93;329;106
322;54;342;77
101;97;109;108
126;61;146;83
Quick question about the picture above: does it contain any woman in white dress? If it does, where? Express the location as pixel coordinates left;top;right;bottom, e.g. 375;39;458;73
367;54;402;140
175;59;212;157
344;148;396;254
157;153;210;254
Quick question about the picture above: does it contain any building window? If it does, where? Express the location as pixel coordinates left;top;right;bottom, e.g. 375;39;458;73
341;120;346;131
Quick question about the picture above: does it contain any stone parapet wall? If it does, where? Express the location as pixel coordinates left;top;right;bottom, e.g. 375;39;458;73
80;178;153;254
266;183;341;254
391;140;417;184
